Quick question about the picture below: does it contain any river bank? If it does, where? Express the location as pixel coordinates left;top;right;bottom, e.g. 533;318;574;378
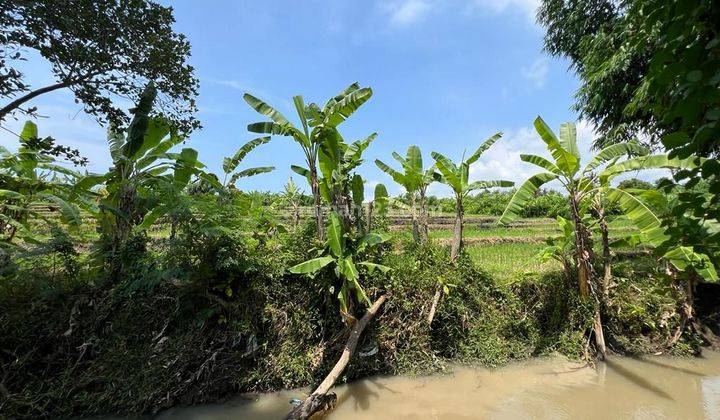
2;240;718;418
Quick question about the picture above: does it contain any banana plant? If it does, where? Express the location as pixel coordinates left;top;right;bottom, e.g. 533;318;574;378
536;215;576;281
499;116;700;358
0;121;82;244
606;184;718;283
315;130;376;232
244;83;373;240
367;183;389;230
375;145;435;243
431;133;513;261
282;177;303;228
289;212;391;322
221;136;274;189
75;84;211;277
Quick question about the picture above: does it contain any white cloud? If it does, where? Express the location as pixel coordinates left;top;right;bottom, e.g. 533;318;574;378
521;58;549;88
380;0;433;26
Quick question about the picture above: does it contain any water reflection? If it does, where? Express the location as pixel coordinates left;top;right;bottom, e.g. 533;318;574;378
153;351;720;420
604;358;674;400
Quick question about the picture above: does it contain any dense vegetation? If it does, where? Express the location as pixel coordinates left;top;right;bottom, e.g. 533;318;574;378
0;0;718;418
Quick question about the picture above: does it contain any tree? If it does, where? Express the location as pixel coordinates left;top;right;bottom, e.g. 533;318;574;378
538;0;656;147
538;0;720;284
316;131;376;233
244;83;373;241
0;0;199;133
75;84;209;279
375;145;435;243
617;178;653;191
367;183;388;231
431;133;512;262
289;212;390;322
288;120;389;322
500;116;701;358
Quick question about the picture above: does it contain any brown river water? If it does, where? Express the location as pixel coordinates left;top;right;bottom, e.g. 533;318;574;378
152;351;720;419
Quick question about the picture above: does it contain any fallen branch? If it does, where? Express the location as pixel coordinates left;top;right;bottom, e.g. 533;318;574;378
285;294;388;420
427;285;442;327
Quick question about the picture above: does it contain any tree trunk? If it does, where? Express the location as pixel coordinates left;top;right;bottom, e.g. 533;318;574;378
170;214;178;239
569;193;606;359
410;193;420;243
367;202;374;232
592;308;607;359
310;169;325;241
450;195;463;262
668;269;696;347
292;203;300;228
419;188;429;244
427;284;442;326
286;295;388;420
596;200;611;297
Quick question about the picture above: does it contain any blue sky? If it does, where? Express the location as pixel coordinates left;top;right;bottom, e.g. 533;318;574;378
0;0;661;197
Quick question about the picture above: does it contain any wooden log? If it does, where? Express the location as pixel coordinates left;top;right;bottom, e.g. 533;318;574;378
427;284;442;327
285;295;388;420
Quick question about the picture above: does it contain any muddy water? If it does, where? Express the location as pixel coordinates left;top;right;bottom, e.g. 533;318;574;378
156;351;720;419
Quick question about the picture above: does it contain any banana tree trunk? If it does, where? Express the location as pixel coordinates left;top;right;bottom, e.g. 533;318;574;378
170;214;178;239
569;192;606;359
367;202;374;232
292;203;300;228
410;193;420;243
596;202;611;297
419;188;429;244
451;194;463;262
668;268;696;347
310;168;325;241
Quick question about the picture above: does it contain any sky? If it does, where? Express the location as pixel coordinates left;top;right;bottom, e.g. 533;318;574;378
0;0;665;197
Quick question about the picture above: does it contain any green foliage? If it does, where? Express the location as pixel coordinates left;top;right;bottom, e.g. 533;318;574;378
539;0;720;281
0;0;200;133
289;212;391;317
375;145;435;195
435;189;568;218
221;136;274;189
536;216;575;274
73;85;213;279
500;117;672;253
0;121;82;244
617;178;654;191
245;83;374;239
431;133;512;196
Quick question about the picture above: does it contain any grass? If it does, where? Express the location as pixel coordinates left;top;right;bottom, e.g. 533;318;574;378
429;226;558;239
466;242;561;284
388;214;642;285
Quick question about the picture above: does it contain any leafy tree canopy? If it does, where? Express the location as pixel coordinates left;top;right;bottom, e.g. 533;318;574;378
0;0;199;134
539;0;719;276
538;0;719;157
